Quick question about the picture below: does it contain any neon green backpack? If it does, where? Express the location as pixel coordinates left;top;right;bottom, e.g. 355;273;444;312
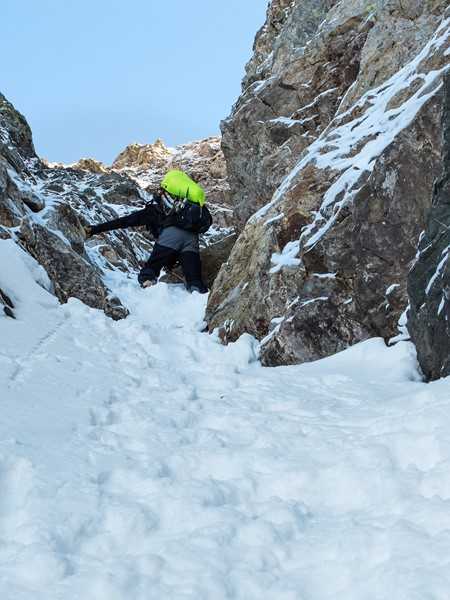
161;170;206;207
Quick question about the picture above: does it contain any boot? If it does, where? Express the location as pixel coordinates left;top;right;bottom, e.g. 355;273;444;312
141;278;157;289
186;283;208;294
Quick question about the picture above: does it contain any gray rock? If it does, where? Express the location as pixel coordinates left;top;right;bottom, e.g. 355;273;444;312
0;93;135;320
408;72;450;381
208;0;450;367
222;0;373;227
0;92;234;323
0;93;36;160
201;233;238;289
0;287;15;319
17;220;128;320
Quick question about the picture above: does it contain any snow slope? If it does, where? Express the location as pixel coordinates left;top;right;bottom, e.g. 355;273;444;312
1;238;450;599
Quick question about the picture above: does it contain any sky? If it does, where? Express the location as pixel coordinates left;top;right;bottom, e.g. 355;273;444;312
2;0;268;164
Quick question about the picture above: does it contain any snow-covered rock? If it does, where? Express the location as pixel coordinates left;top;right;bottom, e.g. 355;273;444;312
0;95;234;318
0;92;155;319
408;71;450;380
207;1;450;367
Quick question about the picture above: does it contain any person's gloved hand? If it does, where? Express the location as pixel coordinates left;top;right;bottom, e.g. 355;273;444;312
83;225;94;239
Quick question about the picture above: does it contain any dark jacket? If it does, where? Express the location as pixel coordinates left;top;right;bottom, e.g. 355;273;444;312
90;201;163;237
90;195;212;238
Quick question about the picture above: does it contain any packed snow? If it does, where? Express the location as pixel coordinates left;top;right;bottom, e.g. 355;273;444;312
2;238;450;599
270;240;301;273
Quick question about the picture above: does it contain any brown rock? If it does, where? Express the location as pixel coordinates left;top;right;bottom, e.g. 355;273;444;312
18;220;128;320
408;72;450;381
207;0;450;367
112;138;173;171
72;158;108;174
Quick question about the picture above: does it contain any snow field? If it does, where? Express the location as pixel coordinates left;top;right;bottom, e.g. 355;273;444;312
1;239;450;599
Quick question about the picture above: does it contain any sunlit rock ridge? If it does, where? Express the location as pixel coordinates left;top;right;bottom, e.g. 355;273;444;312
206;0;450;372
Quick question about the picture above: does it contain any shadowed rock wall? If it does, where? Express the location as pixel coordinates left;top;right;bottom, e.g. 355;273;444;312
408;72;450;381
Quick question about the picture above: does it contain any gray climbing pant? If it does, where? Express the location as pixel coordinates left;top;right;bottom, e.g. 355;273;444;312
157;226;199;254
138;226;206;292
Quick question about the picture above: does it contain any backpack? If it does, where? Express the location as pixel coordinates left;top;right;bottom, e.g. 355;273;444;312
172;202;213;234
161;170;212;234
161;170;206;206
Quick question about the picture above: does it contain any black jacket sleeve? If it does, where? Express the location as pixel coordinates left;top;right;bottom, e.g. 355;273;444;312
91;202;162;235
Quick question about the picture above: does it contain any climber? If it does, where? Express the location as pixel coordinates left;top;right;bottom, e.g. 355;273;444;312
84;170;212;293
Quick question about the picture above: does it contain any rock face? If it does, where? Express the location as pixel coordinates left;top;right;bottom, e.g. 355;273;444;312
0;94;154;319
1;94;235;320
71;157;108;174
0;286;15;318
224;0;339;226
207;1;450;366
408;72;450;381
112;138;172;171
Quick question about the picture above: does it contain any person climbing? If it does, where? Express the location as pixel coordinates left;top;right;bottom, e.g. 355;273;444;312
84;170;212;293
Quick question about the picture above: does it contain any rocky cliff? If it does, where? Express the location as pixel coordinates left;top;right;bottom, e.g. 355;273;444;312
408;72;450;381
207;0;450;367
0;93;145;320
0;96;233;321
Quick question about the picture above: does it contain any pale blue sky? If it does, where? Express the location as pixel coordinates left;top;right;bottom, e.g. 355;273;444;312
2;0;268;164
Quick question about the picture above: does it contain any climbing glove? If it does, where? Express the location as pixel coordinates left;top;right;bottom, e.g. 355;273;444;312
83;225;93;239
